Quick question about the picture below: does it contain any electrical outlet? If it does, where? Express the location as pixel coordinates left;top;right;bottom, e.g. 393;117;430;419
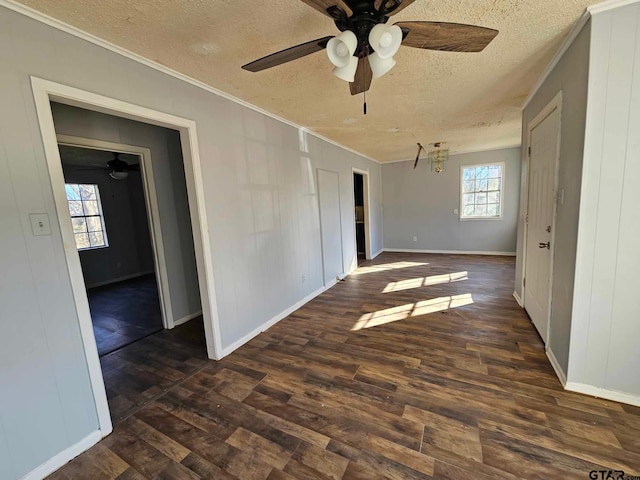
453;208;459;215
412;236;418;242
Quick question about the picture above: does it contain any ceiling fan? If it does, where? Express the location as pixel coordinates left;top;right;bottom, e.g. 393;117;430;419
242;0;498;97
79;153;140;180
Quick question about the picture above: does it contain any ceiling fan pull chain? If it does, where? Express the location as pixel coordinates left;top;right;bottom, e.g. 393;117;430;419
363;89;367;115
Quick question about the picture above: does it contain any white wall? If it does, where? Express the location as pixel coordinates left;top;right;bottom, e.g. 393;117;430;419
0;5;381;479
517;21;591;376
568;2;640;400
382;147;520;253
53;103;201;320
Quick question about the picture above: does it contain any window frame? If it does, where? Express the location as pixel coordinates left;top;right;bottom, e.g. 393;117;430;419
65;183;110;251
459;162;506;221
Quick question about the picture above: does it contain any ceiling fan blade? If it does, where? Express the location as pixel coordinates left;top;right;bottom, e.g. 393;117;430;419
350;58;373;96
375;0;417;16
129;164;141;171
397;21;498;52
242;36;333;72
299;0;352;18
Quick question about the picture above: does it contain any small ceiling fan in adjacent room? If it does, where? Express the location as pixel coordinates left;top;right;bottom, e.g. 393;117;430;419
77;153;140;180
242;0;499;98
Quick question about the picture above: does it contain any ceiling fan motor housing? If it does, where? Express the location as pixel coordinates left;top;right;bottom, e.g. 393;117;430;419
331;1;395;58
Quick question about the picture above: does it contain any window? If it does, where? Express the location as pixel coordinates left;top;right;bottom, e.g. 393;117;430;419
460;163;504;220
65;184;108;250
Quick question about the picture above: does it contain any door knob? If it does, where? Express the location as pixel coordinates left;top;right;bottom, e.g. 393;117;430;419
539;242;550;249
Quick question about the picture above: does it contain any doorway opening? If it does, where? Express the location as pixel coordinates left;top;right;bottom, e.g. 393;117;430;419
59;143;166;356
32;77;223;438
51;103;211;424
352;168;372;266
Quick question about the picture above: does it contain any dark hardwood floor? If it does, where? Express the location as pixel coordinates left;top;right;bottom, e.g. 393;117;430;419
50;253;640;479
89;274;164;356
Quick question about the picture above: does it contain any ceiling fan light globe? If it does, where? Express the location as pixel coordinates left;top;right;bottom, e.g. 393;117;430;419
369;24;402;59
368;52;396;79
332;55;359;82
327;30;358;68
109;171;129;180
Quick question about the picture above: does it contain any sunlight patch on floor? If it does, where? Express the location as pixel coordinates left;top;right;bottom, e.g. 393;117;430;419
382;271;469;293
351;261;429;276
351;294;474;331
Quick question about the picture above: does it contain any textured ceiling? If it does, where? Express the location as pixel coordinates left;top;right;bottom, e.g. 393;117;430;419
18;0;603;161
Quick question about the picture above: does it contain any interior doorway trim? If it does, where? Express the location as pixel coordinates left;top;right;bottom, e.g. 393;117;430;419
521;91;563;345
31;77;224;437
56;134;175;330
352;167;372;260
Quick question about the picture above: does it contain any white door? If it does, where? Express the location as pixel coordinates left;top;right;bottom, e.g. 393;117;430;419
317;169;343;285
525;107;560;343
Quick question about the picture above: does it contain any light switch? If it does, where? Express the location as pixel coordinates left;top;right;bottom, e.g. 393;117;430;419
30;213;52;236
453;208;459;215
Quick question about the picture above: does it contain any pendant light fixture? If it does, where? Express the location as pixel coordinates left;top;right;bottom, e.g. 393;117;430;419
428;142;449;174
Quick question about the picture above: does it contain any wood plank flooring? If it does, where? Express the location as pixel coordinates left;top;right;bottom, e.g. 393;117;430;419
89;274;164;356
49;253;640;479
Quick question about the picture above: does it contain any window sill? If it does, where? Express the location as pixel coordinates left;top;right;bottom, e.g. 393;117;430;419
78;245;109;252
459;216;504;222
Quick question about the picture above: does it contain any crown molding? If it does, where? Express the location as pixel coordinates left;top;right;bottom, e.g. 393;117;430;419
588;0;640;15
381;143;522;165
0;0;382;165
522;10;591;110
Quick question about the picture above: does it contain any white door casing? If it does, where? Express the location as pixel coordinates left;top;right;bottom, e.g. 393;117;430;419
317;169;343;286
524;102;561;343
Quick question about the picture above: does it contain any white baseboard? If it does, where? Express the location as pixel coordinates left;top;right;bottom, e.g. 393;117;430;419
21;430;102;480
172;310;202;328
546;348;567;386
371;249;384;259
565;382;640;408
220;283;331;357
86;270;155;289
383;248;516;256
512;291;523;307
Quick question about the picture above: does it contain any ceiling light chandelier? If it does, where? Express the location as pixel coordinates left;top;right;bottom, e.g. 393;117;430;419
428;142;449;173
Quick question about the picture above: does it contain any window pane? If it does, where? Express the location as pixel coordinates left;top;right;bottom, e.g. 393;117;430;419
65;184;81;200
487;191;500;204
463;180;475;193
86;216;103;232
476;166;489;180
488;178;501;191
68;201;84;217
71;217;87;234
75;233;90;249
463;168;476;181
463;205;475;217
476;179;488;191
476;204;488;216
475;192;487;205
487;204;500;216
83;201;99;216
89;231;105;247
79;184;96;200
463;193;474;206
488;165;502;178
